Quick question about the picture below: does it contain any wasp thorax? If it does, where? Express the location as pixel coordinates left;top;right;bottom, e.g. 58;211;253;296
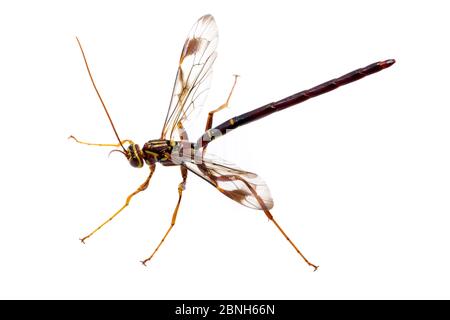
127;143;144;168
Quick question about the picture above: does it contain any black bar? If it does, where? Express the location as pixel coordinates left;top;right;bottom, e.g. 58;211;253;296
197;59;395;148
0;299;436;318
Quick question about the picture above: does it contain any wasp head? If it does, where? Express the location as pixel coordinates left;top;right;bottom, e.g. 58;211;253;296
125;142;144;168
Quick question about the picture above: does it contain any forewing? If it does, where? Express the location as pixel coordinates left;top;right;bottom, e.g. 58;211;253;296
161;15;218;140
182;155;274;210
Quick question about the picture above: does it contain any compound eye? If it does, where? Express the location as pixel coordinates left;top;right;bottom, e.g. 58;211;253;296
129;156;142;168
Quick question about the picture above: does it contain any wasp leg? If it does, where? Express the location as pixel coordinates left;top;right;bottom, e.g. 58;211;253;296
239;177;319;271
204;75;239;132
177;122;189;141
267;211;319;271
80;164;156;243
68;135;132;147
174;122;197;163
141;166;187;265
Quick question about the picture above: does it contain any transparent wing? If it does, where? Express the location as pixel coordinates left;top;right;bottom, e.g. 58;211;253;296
182;154;274;210
161;15;218;140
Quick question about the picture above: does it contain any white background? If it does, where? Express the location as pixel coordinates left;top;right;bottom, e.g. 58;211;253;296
0;0;449;299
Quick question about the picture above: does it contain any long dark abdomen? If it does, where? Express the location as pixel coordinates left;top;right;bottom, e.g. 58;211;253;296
197;59;395;148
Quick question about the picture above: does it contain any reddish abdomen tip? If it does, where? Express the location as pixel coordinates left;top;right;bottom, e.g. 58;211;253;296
380;59;396;68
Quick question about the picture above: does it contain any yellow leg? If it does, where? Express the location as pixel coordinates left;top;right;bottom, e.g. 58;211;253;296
263;207;318;271
270;215;319;271
68;135;132;147
204;75;239;131
80;164;156;243
239;176;319;271
141;166;187;265
177;122;189;141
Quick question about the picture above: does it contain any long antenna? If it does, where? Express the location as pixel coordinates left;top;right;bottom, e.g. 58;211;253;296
76;37;126;152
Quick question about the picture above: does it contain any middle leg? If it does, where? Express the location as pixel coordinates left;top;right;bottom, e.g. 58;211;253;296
141;165;188;265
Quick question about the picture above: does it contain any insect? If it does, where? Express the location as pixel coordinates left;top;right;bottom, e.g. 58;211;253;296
70;15;395;270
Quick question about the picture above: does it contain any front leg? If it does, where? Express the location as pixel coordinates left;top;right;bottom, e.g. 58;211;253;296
80;164;156;243
69;135;132;147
